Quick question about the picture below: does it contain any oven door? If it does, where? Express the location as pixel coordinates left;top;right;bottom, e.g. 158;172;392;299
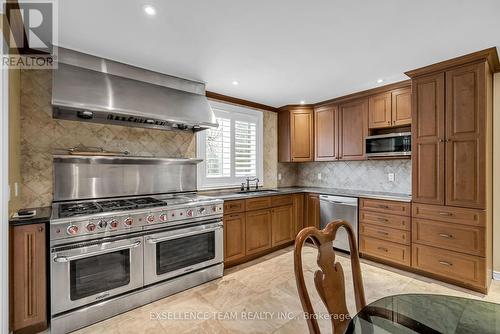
50;236;143;315
144;220;223;285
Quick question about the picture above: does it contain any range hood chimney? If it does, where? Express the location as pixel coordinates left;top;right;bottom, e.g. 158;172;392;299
52;47;218;132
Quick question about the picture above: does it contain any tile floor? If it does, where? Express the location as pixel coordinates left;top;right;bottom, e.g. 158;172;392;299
72;246;500;334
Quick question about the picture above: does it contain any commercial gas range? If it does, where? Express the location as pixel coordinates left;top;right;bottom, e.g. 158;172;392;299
49;155;224;334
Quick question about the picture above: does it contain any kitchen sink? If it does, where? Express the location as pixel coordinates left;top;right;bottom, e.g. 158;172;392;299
237;189;279;194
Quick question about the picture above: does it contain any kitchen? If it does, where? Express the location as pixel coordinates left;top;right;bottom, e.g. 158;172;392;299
1;1;500;334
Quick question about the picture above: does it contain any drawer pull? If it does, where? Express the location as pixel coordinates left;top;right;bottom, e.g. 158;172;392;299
438;233;453;239
377;205;390;209
229;204;240;208
377;231;389;236
377;218;388;222
377;247;388;252
439;212;453;216
438;260;453;267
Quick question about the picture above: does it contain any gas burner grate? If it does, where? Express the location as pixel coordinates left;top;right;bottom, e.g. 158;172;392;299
128;197;165;208
59;202;101;218
96;199;137;211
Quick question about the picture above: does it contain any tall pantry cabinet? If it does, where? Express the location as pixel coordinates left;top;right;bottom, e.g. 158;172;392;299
406;49;498;293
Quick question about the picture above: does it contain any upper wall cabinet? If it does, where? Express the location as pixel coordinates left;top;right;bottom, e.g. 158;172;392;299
278;106;314;162
338;98;368;160
368;88;412;129
314;105;338;161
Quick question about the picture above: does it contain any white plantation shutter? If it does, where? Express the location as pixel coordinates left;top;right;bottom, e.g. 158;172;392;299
234;120;257;177
206;118;231;177
197;101;263;189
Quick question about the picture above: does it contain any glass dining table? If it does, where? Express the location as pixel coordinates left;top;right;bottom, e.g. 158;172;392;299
345;294;500;333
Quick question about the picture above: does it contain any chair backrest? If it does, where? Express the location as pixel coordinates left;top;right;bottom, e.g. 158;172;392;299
294;220;366;334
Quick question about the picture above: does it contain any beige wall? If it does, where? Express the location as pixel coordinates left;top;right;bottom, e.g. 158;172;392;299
8;69;22;215
494;72;500;273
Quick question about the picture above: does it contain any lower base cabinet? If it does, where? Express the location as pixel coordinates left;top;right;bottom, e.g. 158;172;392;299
10;223;47;334
245;209;272;255
271;205;294;247
223;213;246;262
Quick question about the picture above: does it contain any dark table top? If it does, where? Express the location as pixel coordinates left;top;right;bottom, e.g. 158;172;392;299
346;294;500;334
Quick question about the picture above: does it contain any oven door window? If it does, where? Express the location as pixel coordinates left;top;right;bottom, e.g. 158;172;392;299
156;231;215;275
366;136;409;154
70;249;131;301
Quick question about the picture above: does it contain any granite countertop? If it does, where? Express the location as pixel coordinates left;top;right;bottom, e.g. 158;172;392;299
201;187;411;202
9;206;52;226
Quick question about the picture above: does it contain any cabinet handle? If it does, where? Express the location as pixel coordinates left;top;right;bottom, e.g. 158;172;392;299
377;218;388;222
377;231;389;236
439;212;453;216
38;226;44;232
377;247;388;252
439;139;445;143
439;233;453;239
377;205;389;209
439;260;453;267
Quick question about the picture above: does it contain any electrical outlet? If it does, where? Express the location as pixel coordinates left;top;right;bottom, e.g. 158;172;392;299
278;173;282;181
388;173;395;182
317;173;322;180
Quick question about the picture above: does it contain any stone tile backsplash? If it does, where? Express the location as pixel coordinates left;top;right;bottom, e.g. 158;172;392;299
279;159;411;194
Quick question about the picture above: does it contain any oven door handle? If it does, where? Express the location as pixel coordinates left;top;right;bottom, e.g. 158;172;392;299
53;240;142;263
146;225;222;244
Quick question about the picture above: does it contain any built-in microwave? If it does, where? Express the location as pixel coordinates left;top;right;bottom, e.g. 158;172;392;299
365;132;411;158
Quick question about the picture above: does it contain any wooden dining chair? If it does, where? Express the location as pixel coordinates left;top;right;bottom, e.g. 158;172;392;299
294;220;366;334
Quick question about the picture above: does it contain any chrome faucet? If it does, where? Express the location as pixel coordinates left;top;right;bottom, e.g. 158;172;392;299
246;177;259;191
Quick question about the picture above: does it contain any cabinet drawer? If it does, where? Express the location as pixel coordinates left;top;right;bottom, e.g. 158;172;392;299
270;195;293;207
360;223;410;245
245;197;271;211
412;203;485;227
360;236;410;266
360;198;410;216
412;244;486;289
412;218;485;256
359;210;410;231
224;200;245;214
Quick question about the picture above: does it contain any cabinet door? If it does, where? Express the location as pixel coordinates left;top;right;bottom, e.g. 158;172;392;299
338;99;368;160
305;193;320;228
10;224;47;332
224;213;246;262
392;87;412;126
368;92;392;129
245;209;272;255
445;63;486;209
290;108;314;161
314;105;338;161
412;73;445;205
271;205;294;247
293;193;304;235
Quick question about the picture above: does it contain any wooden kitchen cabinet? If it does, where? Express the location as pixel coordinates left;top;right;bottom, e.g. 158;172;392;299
411;72;446;205
271;205;294;247
368;92;392;129
223;213;246;262
278;106;314;162
245;209;272;255
314;105;338;161
338;98;368;160
10;223;47;334
391;87;412;126
305;193;320;228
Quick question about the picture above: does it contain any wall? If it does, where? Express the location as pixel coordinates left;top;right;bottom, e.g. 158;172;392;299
8;69;21;214
279;160;411;194
262;110;278;188
493;72;500;273
20;70;196;208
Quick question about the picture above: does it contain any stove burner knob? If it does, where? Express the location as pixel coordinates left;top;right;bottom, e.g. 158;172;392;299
86;223;96;232
98;220;107;229
67;225;79;235
186;209;194;217
211;206;217;213
110;220;119;228
198;207;206;215
146;215;155;223
124;217;133;226
159;214;168;222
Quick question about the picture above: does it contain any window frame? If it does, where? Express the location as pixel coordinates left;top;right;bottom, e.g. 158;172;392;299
197;101;264;190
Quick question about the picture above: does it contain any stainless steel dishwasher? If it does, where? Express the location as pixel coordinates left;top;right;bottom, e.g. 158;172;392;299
319;195;358;252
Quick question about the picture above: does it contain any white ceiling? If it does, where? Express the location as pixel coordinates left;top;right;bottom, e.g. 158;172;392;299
58;0;500;107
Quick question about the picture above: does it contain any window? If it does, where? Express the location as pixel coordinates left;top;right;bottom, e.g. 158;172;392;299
197;101;263;189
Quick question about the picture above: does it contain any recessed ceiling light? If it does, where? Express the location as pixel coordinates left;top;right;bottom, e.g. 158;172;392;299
300;100;306;105
143;5;156;16
232;80;239;86
377;79;384;84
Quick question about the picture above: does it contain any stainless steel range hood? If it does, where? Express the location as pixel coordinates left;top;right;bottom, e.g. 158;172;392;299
52;47;217;132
